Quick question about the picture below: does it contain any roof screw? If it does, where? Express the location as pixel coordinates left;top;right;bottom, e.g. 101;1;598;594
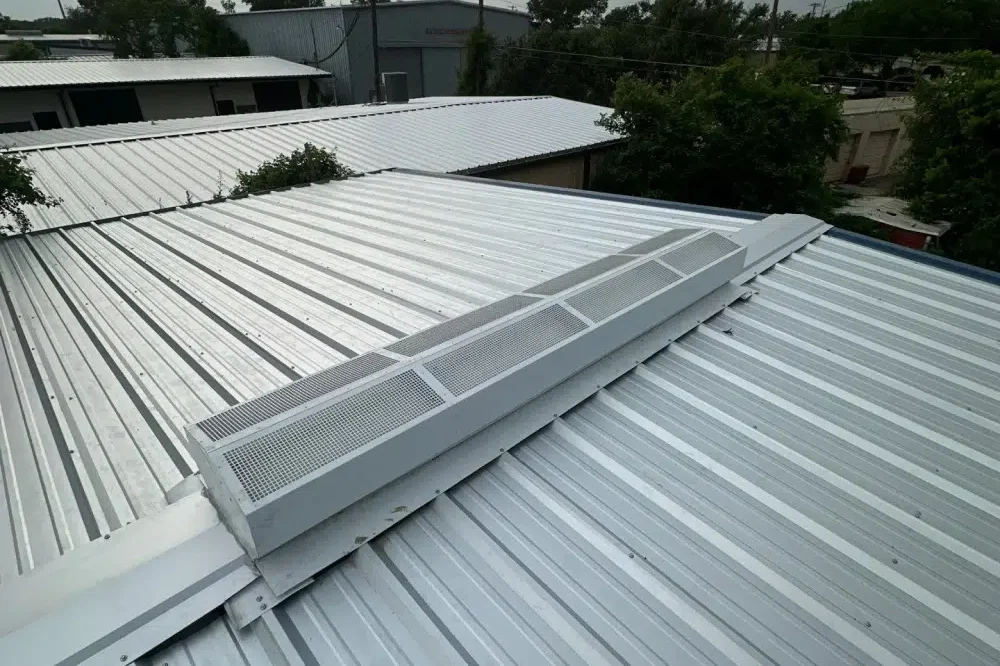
260;603;267;611
120;656;128;662
892;558;898;564
104;534;110;540
914;510;922;519
256;595;263;602
628;553;634;558
864;621;871;628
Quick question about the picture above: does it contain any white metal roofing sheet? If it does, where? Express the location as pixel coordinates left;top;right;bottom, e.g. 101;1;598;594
9;97;617;232
0;56;326;90
0;97;509;149
0;171;749;581
143;226;1000;666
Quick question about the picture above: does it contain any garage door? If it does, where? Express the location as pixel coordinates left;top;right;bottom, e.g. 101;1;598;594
857;129;898;177
825;133;861;182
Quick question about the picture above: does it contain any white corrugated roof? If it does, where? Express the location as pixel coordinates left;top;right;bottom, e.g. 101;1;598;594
3;172;999;666
0;33;106;43
9;97;618;232
0;56;326;90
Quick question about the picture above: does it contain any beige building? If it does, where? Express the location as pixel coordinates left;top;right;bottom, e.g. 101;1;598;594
0;56;327;133
825;96;915;183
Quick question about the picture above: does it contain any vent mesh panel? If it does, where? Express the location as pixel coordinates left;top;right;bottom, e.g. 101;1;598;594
659;234;740;275
566;261;681;322
224;370;443;502
619;228;699;255
525;255;633;296
386;294;539;357
425;305;587;396
198;353;397;442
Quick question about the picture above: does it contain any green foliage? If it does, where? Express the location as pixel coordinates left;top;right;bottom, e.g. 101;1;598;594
191;7;251;57
528;0;609;29
457;27;495;96
4;41;43;61
488;0;770;105
900;51;1000;270
230;144;354;196
243;0;324;11
594;59;847;217
0;154;59;237
72;0;250;57
780;0;1000;77
0;15;76;34
221;0;237;12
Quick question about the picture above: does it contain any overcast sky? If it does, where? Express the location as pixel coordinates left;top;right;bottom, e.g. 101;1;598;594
7;0;824;24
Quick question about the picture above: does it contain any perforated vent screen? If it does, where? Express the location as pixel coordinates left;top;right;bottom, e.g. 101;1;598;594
619;228;699;255
425;305;587;396
197;353;397;442
659;234;740;274
566;261;681;322
386;294;539;357
526;255;634;296
223;370;443;502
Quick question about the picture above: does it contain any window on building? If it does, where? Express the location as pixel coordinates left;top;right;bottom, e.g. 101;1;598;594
0;121;33;134
216;99;236;115
33;111;62;130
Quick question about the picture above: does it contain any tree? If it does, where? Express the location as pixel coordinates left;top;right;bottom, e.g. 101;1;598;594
242;0;324;11
221;0;237;12
900;52;1000;270
488;0;772;106
456;27;495;95
4;41;43;61
231;144;354;196
593;59;847;217
0;154;59;237
528;0;608;29
191;7;251;57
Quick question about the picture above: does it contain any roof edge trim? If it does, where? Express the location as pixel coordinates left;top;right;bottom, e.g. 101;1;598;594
826;226;1000;286
391;169;770;221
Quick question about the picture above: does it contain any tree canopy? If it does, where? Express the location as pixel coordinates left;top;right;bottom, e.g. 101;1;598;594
527;0;608;30
231;144;354;196
593;59;847;217
900;51;1000;270
70;0;249;57
0;154;59;237
242;0;324;11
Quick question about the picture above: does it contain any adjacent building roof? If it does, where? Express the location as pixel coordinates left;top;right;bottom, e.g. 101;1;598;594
3;171;998;666
0;33;107;43
842;96;916;115
7;96;617;232
0;56;327;90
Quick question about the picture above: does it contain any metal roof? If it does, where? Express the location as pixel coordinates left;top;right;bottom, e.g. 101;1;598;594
0;171;750;581
5;172;999;666
142;211;1000;665
0;33;107;43
0;97;545;149
0;56;326;90
9;97;617;232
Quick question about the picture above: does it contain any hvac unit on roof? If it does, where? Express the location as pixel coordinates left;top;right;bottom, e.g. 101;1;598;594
186;229;746;558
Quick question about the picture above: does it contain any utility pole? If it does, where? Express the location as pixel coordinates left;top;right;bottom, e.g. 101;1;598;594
808;2;820;17
764;0;779;65
370;0;381;102
55;0;66;19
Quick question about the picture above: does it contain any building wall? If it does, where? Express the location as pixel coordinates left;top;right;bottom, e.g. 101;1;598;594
345;2;531;103
224;7;353;105
0;90;73;132
135;84;216;121
483;151;609;190
825;97;914;183
212;81;268;113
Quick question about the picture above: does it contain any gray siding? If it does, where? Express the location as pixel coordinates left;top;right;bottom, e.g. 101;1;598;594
225;8;351;104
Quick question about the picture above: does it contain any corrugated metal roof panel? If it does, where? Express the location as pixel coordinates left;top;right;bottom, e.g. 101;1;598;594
11;97;617;231
0;171;745;582
143;233;1000;666
0;56;325;90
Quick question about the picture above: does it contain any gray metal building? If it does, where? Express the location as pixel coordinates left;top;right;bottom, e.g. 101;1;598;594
224;0;532;104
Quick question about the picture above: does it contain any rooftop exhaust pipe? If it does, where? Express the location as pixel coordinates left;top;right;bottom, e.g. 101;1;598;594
186;229;746;558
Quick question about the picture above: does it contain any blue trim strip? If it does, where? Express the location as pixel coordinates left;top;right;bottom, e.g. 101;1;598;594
826;227;1000;286
390;169;768;221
